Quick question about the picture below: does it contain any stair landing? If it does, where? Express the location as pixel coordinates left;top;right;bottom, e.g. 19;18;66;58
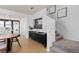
50;39;79;53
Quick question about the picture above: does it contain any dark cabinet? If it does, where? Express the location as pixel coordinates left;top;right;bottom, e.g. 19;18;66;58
29;31;47;48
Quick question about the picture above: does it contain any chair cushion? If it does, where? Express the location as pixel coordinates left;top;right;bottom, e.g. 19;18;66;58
0;40;5;42
0;43;6;51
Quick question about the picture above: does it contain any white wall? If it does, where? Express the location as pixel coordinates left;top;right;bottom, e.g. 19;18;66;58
27;15;34;29
43;15;55;51
20;17;28;38
51;5;79;41
29;8;55;51
21;15;32;38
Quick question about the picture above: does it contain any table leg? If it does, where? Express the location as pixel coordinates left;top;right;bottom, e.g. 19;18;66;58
6;38;11;53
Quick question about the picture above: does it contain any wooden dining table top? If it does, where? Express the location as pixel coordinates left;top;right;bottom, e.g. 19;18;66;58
0;33;20;40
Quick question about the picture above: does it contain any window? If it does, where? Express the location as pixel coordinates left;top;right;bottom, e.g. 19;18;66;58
0;19;20;33
5;21;11;28
0;21;4;27
5;21;12;33
13;21;20;33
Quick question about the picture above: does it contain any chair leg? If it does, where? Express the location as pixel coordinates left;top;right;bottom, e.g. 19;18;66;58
4;40;6;44
16;38;21;47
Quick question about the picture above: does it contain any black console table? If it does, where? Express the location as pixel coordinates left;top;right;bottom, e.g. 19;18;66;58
29;31;47;48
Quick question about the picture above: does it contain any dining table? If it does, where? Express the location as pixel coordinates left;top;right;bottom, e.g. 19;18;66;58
0;33;20;53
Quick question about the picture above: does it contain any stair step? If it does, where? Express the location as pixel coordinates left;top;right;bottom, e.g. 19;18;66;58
56;33;60;36
56;35;63;39
56;35;63;41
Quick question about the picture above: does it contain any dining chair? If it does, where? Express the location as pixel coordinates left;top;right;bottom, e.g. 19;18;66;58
0;27;7;44
12;34;21;47
0;41;7;53
13;37;21;47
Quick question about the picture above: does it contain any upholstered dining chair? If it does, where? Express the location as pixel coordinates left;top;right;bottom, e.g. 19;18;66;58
0;27;9;52
0;27;7;44
0;41;7;53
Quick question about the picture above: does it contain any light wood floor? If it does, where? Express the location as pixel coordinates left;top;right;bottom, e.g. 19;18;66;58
10;35;46;53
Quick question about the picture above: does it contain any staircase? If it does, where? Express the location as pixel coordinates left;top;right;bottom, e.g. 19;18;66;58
55;31;64;41
49;31;79;53
50;39;79;53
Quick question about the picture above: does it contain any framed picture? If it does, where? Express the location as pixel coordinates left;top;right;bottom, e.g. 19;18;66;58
57;7;67;18
47;5;56;14
34;18;42;29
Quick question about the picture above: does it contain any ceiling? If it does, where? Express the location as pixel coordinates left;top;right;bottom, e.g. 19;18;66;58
0;5;51;15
